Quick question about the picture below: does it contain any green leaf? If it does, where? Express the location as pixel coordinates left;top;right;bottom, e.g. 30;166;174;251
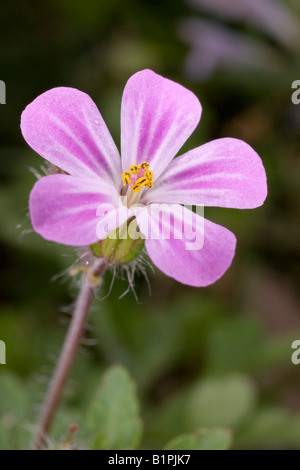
236;407;300;449
86;365;142;450
164;428;233;450
0;373;32;449
147;374;256;444
187;375;257;429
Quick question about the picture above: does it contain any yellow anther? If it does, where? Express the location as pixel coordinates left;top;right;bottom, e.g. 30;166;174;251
140;161;150;170
123;177;131;186
130;164;140;175
132;177;147;193
145;170;153;181
122;171;131;186
122;162;154;192
132;185;141;193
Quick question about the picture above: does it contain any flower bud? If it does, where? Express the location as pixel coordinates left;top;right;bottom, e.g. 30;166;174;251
91;218;145;264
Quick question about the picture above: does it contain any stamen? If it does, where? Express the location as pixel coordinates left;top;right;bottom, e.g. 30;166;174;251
132;177;147;193
141;162;150;170
145;170;153;181
122;171;131;186
130;164;140;175
122;161;154;195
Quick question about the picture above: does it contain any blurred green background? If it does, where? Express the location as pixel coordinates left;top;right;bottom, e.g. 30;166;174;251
1;0;300;450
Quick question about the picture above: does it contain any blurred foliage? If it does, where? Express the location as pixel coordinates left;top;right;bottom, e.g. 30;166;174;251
86;366;142;450
164;428;232;451
1;0;300;450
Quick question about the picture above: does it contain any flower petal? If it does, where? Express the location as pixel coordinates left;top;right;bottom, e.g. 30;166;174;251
121;69;202;178
21;87;122;187
143;138;267;208
29;175;129;246
134;203;236;286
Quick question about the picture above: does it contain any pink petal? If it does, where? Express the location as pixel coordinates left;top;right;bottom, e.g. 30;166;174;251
134;204;236;286
21;87;122;187
121;69;202;178
29;175;129;246
143;138;267;208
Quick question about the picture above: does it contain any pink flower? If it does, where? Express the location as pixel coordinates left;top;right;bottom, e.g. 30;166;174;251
21;70;267;287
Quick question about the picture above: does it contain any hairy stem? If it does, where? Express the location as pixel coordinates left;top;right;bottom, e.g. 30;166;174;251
33;260;106;450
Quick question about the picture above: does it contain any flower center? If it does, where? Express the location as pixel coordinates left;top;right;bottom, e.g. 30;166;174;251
122;161;153;192
121;161;154;206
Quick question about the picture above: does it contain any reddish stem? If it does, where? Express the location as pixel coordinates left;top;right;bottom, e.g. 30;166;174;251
33;261;106;450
